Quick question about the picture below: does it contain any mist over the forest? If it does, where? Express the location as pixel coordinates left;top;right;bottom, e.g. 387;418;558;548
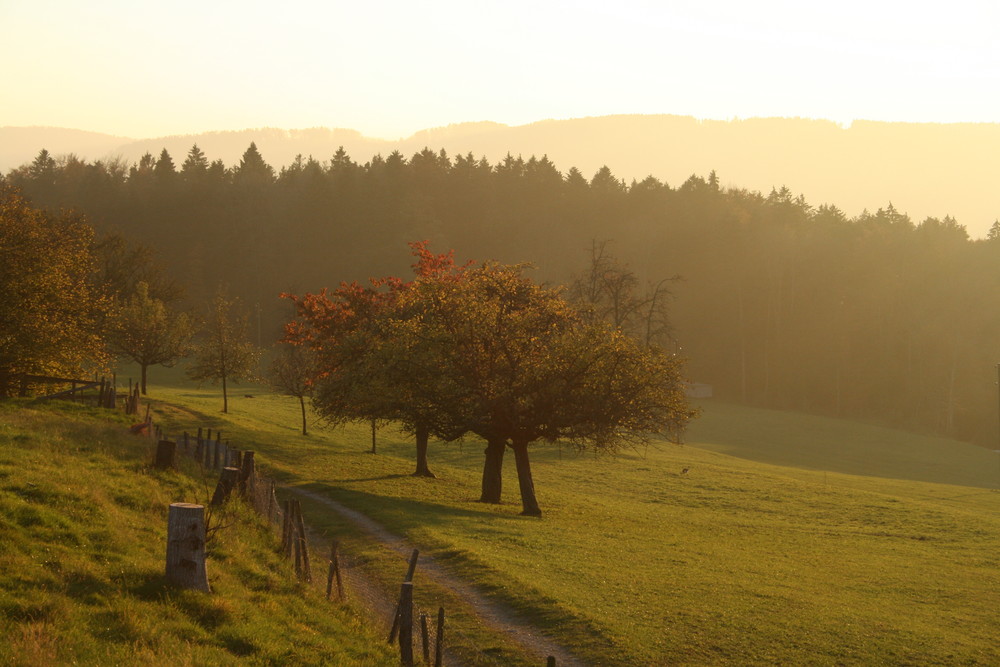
3;114;998;237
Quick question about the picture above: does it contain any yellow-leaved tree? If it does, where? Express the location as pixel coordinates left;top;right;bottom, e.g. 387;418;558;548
0;187;110;395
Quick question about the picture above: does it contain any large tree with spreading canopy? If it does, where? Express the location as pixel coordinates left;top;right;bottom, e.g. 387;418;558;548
285;243;695;515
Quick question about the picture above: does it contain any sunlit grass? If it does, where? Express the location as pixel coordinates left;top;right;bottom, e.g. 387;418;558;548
0;398;395;666
143;377;1000;665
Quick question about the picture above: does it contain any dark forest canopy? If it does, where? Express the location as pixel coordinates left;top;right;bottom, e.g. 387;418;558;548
5;144;1000;446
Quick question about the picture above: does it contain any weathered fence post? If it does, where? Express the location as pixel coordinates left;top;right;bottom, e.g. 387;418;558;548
154;440;177;470
434;607;444;667
326;540;345;601
210;467;240;507
398;581;414;666
281;500;292;557
420;612;430;664
165;503;210;592
239;451;256;496
294;499;312;581
389;549;420;644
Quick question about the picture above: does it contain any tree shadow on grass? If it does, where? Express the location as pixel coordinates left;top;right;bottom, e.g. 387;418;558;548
295;481;526;535
331;473;410;483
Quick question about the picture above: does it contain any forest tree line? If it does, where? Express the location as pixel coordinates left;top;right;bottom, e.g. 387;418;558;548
5;144;1000;445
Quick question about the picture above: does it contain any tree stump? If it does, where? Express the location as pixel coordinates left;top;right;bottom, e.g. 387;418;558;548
165;503;210;592
154;440;177;470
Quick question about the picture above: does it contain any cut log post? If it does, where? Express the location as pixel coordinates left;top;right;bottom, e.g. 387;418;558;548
165;503;210;593
210;467;240;507
434;607;444;667
154;440;177;470
398;581;414;666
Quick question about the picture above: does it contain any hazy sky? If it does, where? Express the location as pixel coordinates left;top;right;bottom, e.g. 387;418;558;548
3;0;998;139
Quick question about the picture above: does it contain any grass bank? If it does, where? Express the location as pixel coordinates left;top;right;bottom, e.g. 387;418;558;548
0;398;395;666
149;383;1000;665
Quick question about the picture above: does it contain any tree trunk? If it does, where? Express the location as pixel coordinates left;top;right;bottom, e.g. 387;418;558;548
479;437;505;503
299;395;308;436
413;425;435;478
141;363;149;395
510;440;542;517
221;371;228;414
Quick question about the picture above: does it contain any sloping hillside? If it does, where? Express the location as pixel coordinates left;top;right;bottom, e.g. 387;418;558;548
0;399;395;666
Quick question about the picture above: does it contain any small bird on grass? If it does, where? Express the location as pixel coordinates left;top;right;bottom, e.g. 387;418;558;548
680;467;690;475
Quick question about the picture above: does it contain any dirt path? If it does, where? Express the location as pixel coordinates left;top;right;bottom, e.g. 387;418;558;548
289;487;586;667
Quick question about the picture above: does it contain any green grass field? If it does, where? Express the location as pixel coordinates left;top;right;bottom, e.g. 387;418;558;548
134;370;1000;666
0;398;396;666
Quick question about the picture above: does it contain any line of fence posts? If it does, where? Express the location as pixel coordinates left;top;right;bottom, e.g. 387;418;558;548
160;426;578;667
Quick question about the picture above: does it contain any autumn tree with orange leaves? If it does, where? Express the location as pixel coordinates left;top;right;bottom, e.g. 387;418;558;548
285;242;695;516
282;242;468;477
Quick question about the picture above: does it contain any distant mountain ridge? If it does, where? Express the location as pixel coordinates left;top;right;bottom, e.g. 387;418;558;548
3;115;998;236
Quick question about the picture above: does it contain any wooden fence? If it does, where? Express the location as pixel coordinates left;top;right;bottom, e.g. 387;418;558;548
155;424;562;666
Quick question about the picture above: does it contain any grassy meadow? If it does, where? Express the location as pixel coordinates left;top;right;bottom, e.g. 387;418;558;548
0;398;396;666
140;373;1000;667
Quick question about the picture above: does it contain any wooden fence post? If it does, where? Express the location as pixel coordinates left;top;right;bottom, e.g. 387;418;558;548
326;540;345;601
294;499;311;581
434;607;444;667
420;613;430;664
239;451;256;496
154;440;177;470
389;549;420;644
398;581;414;666
210;467;240;507
165;503;210;592
281;500;292;557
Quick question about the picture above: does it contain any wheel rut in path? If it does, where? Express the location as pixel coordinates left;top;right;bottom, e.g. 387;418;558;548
289;487;586;667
